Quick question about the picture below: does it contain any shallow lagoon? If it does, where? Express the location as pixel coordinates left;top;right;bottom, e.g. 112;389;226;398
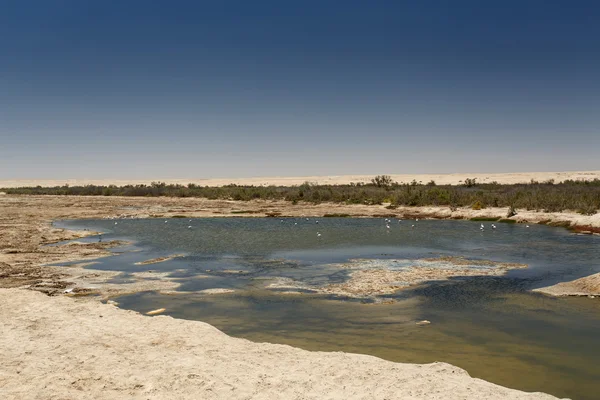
55;218;600;399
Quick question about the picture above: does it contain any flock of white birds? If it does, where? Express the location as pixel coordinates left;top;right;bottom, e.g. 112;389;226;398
107;216;531;241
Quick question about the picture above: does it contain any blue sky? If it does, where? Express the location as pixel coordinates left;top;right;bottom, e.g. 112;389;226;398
1;1;599;179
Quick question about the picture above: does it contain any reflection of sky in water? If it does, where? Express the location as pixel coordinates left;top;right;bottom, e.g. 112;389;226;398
53;217;600;400
54;217;600;291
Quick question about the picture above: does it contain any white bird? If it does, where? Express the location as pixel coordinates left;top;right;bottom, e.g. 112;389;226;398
306;218;309;221
411;224;415;228
164;220;168;223
416;218;419;222
481;224;485;229
386;224;390;229
114;222;118;225
317;232;321;237
316;220;319;224
188;226;192;229
492;224;496;229
526;225;530;228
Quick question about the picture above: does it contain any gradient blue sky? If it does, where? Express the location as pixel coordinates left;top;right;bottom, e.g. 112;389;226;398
1;1;599;179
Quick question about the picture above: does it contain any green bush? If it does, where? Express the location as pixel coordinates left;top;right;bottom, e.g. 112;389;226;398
371;175;395;188
3;177;599;214
472;200;484;210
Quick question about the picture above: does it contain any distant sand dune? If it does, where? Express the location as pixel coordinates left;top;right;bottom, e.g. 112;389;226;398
1;171;599;188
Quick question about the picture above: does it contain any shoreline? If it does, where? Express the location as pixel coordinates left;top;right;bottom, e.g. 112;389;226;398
0;287;560;399
1;194;598;298
0;194;593;398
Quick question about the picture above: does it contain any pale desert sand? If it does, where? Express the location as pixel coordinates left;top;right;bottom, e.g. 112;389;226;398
534;273;600;297
0;288;561;400
1;170;599;188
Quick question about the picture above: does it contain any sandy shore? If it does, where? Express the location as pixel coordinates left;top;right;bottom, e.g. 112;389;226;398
0;288;560;399
1;170;599;188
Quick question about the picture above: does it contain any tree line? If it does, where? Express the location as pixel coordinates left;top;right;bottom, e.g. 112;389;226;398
3;176;599;215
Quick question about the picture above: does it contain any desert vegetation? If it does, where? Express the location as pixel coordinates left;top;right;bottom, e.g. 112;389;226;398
3;176;599;215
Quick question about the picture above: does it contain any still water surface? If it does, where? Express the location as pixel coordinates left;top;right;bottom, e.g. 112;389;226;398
55;218;600;399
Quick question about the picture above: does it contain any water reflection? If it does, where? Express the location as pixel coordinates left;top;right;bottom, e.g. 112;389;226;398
54;218;600;399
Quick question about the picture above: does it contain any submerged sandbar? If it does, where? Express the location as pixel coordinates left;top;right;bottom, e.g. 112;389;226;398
268;257;527;299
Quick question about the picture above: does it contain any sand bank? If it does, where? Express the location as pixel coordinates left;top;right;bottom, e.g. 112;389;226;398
1;170;599;188
267;257;527;299
0;288;560;399
321;258;527;298
61;266;183;300
534;273;600;297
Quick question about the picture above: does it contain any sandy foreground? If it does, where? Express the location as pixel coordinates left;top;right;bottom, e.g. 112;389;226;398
1;170;599;188
0;194;595;398
0;288;561;400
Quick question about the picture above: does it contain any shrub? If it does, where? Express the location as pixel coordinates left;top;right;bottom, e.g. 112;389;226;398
371;175;395;188
463;178;477;187
577;205;598;216
4;180;600;214
472;200;484;210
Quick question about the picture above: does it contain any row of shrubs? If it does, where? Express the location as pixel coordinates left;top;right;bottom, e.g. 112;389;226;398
3;177;599;215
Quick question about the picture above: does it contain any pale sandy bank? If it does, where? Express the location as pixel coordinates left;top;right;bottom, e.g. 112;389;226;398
1;170;599;188
0;288;561;400
534;273;600;297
